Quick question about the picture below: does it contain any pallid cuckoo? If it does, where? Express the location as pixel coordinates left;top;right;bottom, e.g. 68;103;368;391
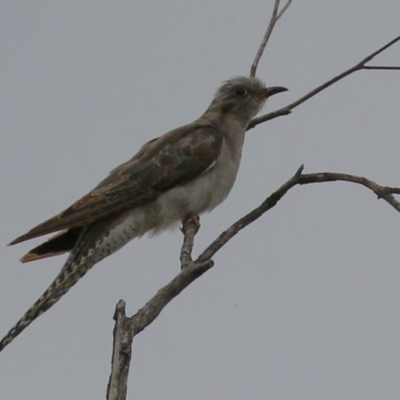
1;76;287;351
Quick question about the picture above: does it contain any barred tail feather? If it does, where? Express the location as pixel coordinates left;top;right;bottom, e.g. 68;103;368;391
0;255;94;352
1;215;130;351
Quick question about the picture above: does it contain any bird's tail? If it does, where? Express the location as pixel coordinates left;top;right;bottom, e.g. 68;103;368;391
0;233;94;352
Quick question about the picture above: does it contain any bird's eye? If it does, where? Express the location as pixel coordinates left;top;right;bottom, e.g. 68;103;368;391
233;87;248;98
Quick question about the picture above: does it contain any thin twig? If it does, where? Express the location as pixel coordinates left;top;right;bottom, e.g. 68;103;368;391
248;35;400;129
250;0;293;77
250;0;280;77
276;0;292;20
363;66;400;70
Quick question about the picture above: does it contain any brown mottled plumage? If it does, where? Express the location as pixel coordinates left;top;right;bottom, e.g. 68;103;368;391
0;76;287;351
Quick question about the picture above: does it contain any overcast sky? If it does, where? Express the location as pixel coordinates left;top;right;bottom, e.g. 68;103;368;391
1;1;400;399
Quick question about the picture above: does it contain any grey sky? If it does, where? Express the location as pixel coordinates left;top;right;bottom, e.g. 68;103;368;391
1;1;400;399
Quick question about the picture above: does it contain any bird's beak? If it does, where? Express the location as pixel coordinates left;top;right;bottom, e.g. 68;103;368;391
264;86;288;97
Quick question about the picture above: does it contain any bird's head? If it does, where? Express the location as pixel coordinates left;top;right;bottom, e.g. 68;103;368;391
206;76;287;126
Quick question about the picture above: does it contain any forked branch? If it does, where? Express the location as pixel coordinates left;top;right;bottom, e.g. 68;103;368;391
248;35;400;129
250;0;293;77
106;4;400;399
107;165;400;399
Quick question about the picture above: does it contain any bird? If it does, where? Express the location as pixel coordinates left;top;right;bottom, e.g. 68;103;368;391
0;76;287;351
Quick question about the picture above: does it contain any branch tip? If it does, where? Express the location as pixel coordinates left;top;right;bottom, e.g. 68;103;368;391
113;300;126;321
250;0;292;77
295;165;305;177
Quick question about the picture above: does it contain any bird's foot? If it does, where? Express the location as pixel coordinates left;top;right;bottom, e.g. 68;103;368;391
181;215;200;235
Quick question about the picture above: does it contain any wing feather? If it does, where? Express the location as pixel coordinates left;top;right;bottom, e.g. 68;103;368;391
10;124;223;245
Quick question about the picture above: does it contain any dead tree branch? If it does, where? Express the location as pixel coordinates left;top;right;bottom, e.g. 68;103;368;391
107;301;132;400
107;5;400;399
248;35;400;130
107;165;400;399
250;0;293;77
363;65;400;70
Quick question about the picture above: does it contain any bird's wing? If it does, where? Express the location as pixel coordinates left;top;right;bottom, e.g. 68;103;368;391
10;124;223;245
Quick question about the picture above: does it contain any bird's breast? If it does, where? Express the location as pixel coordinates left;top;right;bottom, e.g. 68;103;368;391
121;132;245;237
150;135;244;232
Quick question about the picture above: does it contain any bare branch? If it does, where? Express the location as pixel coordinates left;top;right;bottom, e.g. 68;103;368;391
250;0;280;78
276;0;292;20
363;66;400;70
198;168;400;263
197;165;304;262
361;35;400;62
298;172;400;213
107;300;132;400
386;186;400;195
106;14;400;400
250;0;293;77
141;168;400;317
129;258;214;337
107;165;400;398
248;35;400;129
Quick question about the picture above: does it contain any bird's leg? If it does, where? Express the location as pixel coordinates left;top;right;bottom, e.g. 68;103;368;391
180;215;200;269
181;214;201;234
